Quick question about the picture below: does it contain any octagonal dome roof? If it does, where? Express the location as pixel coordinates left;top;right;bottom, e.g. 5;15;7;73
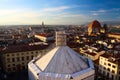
35;46;89;74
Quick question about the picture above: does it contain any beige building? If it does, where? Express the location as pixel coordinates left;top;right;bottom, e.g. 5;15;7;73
99;53;120;80
108;33;120;39
35;33;54;42
0;42;49;73
79;46;105;61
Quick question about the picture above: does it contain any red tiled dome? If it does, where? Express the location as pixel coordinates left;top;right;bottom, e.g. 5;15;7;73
88;20;102;35
88;20;101;29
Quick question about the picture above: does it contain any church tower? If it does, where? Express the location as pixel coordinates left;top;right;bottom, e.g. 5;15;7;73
41;21;45;33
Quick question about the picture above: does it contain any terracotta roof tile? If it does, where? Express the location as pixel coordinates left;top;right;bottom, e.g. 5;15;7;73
36;33;53;37
88;20;102;29
0;44;48;53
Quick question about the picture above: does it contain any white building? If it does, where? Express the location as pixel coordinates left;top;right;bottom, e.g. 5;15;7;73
99;53;120;80
28;31;95;80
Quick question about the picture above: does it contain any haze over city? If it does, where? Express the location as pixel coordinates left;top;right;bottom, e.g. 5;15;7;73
0;0;120;25
0;0;120;80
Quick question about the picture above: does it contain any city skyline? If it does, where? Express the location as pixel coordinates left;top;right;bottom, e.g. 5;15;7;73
0;0;120;25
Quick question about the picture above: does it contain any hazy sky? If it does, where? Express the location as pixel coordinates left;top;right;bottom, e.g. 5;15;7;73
0;0;120;25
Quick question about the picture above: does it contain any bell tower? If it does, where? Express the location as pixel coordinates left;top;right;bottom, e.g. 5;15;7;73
56;31;66;46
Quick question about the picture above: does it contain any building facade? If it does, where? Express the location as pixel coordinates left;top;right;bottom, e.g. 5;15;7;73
99;53;120;80
35;33;54;42
108;33;120;39
79;45;105;61
0;43;48;73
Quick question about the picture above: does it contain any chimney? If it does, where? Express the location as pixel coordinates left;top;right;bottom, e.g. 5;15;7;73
56;31;66;46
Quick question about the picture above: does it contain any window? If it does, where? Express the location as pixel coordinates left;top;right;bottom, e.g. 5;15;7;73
107;68;110;71
31;56;34;59
108;63;111;66
112;65;116;68
8;64;10;67
103;67;106;70
40;51;42;53
22;63;24;65
12;54;14;56
22;57;24;60
111;75;114;80
17;57;20;61
7;58;10;62
107;72;109;77
13;64;15;66
36;51;38;53
7;54;9;56
104;62;106;65
17;53;19;56
27;56;29;60
112;70;115;73
12;58;15;62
